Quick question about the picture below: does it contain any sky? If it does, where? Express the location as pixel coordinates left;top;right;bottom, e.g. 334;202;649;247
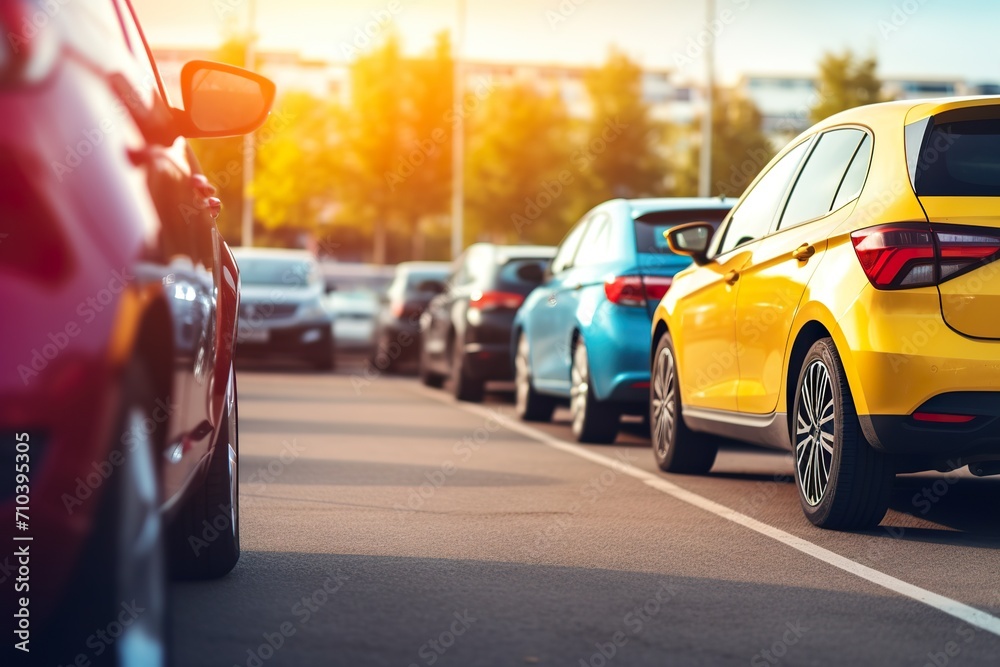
131;0;1000;83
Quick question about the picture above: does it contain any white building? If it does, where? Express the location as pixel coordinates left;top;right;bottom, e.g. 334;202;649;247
152;47;347;103
152;47;686;121
738;73;988;147
152;47;995;145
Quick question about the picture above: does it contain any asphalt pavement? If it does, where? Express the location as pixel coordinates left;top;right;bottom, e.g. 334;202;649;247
170;355;1000;667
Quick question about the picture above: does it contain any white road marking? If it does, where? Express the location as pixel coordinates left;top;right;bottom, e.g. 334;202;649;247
410;384;1000;638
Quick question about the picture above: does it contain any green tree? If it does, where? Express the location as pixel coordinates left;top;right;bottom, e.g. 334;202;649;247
583;49;668;199
390;33;454;259
674;87;774;198
466;84;575;245
811;51;883;122
336;34;460;262
338;35;408;263
252;92;341;234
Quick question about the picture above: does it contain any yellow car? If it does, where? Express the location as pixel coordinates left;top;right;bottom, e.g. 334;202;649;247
651;96;1000;529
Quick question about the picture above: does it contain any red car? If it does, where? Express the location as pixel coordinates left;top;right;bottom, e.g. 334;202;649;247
0;1;274;664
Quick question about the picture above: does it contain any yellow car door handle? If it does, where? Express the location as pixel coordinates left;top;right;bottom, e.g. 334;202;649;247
725;270;740;285
792;243;816;261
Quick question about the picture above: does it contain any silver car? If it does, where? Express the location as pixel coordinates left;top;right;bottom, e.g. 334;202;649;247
233;248;335;369
321;262;395;351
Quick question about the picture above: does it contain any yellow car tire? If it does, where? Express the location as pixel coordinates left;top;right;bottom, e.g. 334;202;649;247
793;338;893;530
650;332;720;474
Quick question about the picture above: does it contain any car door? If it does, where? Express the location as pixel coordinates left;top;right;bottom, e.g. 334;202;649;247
532;217;591;388
736;129;872;414
545;211;615;385
676;140;812;413
114;0;229;499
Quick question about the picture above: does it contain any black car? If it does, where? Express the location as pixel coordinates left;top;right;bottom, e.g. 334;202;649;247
419;244;555;401
372;261;451;372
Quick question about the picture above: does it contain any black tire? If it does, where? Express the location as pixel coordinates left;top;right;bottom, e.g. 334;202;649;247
38;360;168;667
313;353;335;371
570;338;619;444
514;332;557;422
311;332;335;371
371;333;399;374
651;332;719;473
638;411;652;439
419;344;446;388
793;338;892;530
168;367;240;579
452;337;485;403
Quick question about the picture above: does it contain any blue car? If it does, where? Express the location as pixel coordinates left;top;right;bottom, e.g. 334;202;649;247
513;198;735;443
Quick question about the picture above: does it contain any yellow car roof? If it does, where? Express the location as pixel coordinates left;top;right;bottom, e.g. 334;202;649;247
803;95;1000;136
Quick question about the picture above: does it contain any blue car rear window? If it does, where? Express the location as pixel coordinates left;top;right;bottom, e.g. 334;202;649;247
634;209;729;256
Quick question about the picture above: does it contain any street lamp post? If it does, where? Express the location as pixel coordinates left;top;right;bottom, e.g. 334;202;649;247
450;0;466;260
241;0;258;247
698;0;716;198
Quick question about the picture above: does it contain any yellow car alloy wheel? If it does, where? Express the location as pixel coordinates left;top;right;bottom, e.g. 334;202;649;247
791;339;892;529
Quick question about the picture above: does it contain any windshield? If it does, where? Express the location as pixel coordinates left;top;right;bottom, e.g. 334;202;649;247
238;258;317;287
405;270;450;291
497;258;551;294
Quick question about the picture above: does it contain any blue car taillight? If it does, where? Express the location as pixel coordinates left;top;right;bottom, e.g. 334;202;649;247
604;275;672;307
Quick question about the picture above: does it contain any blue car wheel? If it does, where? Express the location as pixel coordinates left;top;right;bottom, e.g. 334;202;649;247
570;339;620;443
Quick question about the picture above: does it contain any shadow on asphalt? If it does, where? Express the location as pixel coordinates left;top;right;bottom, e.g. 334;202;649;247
238;355;1000;552
170;551;1000;667
239;456;558;488
885;476;1000;540
238;418;526;442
